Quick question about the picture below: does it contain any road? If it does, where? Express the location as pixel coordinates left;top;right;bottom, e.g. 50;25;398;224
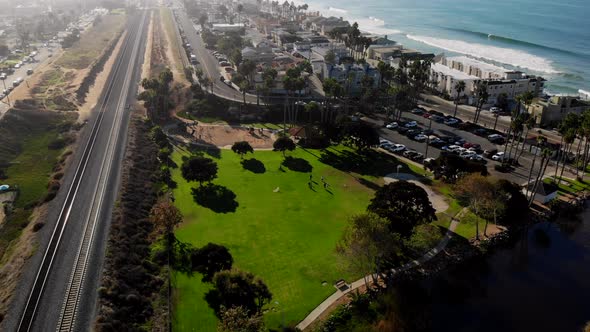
172;8;261;104
1;10;148;332
0;45;58;117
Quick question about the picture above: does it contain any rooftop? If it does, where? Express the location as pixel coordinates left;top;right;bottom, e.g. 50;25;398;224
431;63;479;81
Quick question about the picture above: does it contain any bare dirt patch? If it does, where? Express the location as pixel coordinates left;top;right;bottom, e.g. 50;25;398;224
78;30;127;121
189;124;276;149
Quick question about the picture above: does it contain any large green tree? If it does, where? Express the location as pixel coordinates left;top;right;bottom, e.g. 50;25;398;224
231;141;254;159
205;269;272;317
181;155;218;185
273;136;296;157
368;181;436;237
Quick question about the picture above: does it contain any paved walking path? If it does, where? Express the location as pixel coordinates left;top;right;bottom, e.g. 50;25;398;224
296;212;463;331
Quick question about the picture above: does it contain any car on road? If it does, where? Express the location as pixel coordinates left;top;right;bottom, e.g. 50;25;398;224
26;68;33;75
411;152;424;161
12;77;23;87
492;151;505;161
385;122;398;129
0;73;6;80
404;121;418;128
490;107;501;114
403;150;418;158
413;134;428;142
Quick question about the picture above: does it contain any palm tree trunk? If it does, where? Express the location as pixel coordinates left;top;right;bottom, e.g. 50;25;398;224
526;147;538;188
558;142;573;184
554;135;565;181
574;136;584;177
529;155;549;206
516;127;530;162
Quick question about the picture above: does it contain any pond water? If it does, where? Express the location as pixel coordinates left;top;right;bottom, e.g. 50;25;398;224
430;208;590;332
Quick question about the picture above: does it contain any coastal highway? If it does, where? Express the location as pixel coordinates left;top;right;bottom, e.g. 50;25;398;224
1;10;148;332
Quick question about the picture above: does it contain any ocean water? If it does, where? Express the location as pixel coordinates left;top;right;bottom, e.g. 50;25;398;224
298;0;590;95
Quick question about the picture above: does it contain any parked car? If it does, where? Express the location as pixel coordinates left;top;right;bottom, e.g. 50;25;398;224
397;126;409;134
413;134;428;142
459;150;477;159
411;108;425;115
492;152;505;161
432;115;445;123
430;138;446;148
405;129;421;138
421;128;434;135
487;134;505;144
403;150;418;158
422;112;432;118
404;121;418;128
0;93;4;100
219;61;231;67
380;142;394;149
444;118;459;126
483;149;498;158
385;122;398;129
443;145;461;152
473;128;489;136
470;154;486;163
411;152;424;161
390;144;406;153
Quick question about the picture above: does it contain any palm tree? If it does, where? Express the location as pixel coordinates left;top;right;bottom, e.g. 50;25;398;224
515;115;536;163
453;81;466;117
529;147;553;206
472;81;489;123
526;135;546;195
554;113;580;182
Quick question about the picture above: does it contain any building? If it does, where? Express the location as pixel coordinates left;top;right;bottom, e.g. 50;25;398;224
307;16;350;35
211;23;246;33
429;63;479;99
241;46;275;64
484;73;545;105
523;182;558;204
529;95;590;126
322;63;381;95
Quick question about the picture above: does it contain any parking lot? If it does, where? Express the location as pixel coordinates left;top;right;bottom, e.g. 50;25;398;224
366;108;542;184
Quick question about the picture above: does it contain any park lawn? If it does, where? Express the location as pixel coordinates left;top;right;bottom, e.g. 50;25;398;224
543;176;590;195
171;146;384;331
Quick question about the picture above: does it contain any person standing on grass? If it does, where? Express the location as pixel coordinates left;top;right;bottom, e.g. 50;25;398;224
309;174;313;181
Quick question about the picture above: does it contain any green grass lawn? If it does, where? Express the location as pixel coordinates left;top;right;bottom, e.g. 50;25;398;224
544;176;590;195
170;145;403;331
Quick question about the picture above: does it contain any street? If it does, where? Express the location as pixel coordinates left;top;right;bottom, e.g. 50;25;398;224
1;10;148;332
0;45;58;117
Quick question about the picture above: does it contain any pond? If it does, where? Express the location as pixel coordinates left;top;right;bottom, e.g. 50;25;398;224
430;208;590;332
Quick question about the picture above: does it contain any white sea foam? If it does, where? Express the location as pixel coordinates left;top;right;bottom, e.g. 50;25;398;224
327;7;347;13
407;34;559;74
292;0;401;36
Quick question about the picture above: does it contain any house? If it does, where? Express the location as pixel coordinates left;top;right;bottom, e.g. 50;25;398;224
523;182;558;204
242;46;275;64
529;95;590;127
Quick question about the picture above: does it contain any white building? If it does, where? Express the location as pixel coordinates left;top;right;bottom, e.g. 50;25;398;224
322;63;381;95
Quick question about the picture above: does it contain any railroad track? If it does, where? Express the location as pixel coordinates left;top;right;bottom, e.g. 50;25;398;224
17;12;147;332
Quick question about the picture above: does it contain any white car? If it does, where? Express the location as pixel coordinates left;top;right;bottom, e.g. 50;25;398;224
390;144;406;153
385;122;398;129
444;144;461;152
492;152;505;161
414;134;428;142
404;121;418;128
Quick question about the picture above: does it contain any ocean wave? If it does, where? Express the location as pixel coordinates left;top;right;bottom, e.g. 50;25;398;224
444;27;590;59
327;7;347;13
293;0;401;36
406;34;559;74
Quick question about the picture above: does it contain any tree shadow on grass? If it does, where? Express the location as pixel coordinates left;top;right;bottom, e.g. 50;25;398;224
191;184;238;213
319;149;416;177
241;158;266;174
282;156;312;173
356;177;381;191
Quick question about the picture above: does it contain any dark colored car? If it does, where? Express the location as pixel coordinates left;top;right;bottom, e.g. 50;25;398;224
411;108;425;115
421;128;434;135
429;138;446;148
432;115;445;123
405;129;421;138
473;128;489;136
397;126;409;134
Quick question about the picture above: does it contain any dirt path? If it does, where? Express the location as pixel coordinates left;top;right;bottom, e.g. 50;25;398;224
186;124;277;149
78;30;128;121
